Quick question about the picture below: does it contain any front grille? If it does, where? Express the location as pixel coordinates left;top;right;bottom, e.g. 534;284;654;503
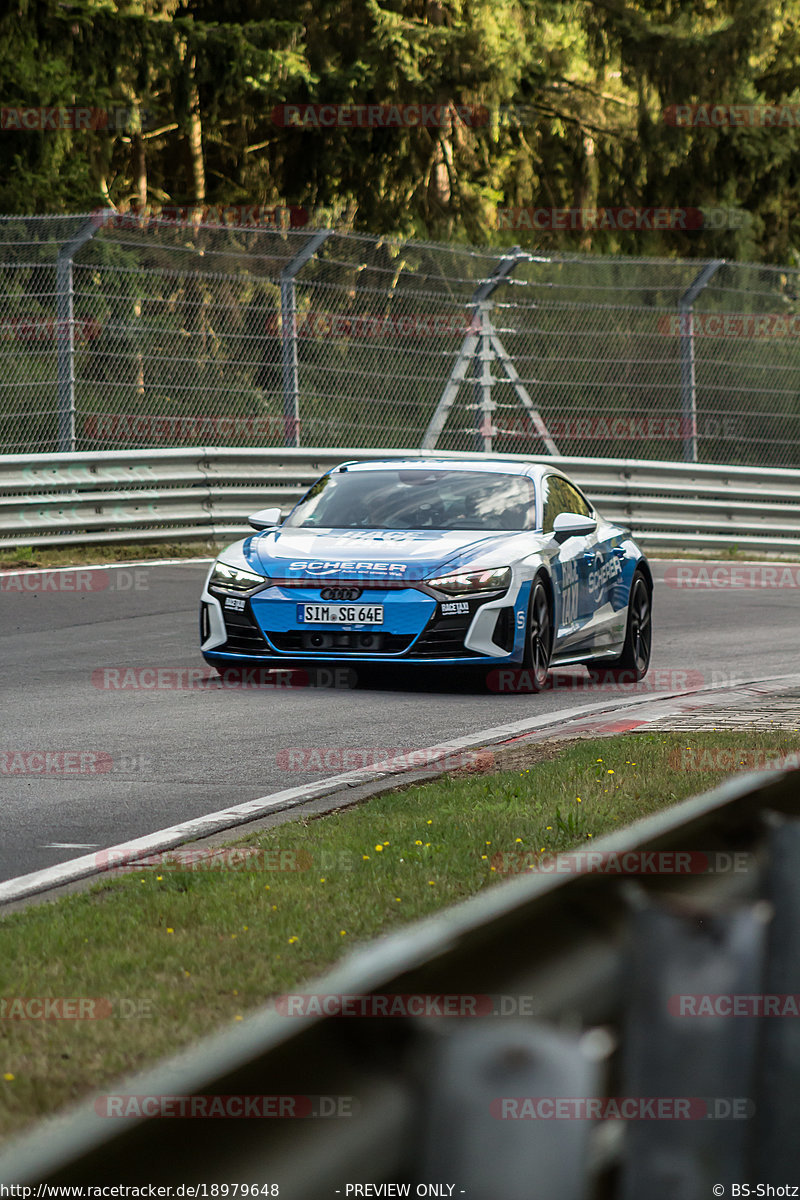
266;630;415;655
215;591;499;660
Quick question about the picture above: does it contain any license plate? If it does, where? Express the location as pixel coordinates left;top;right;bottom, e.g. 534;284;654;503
297;604;384;626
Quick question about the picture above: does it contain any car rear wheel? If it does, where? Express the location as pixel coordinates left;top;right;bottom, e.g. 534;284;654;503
588;570;652;683
521;576;553;692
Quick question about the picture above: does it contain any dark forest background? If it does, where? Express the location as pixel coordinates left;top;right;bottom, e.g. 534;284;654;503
2;0;800;260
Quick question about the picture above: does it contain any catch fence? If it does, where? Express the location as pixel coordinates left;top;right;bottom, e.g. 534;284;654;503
2;212;800;467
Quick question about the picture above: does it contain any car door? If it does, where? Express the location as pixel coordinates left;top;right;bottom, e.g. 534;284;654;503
542;473;624;653
562;480;620;651
541;474;594;652
583;510;628;650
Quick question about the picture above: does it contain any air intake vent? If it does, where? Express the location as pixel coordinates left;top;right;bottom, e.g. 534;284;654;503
492;607;515;652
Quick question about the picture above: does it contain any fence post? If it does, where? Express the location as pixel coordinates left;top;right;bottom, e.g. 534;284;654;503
280;229;334;447
678;260;725;463
56;211;112;453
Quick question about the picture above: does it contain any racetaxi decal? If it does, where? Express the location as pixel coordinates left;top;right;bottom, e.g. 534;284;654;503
588;554;623;599
331;531;440;541
288;560;408;576
224;596;246;612
561;558;579;625
441;600;470;615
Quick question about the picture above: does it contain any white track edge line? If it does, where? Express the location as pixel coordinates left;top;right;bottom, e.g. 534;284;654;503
0;558;214;577
3;671;800;905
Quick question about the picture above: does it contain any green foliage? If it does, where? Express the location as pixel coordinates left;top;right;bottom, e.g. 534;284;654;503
2;0;800;258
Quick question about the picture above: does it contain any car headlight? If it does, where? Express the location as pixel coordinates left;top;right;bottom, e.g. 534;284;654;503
426;566;511;596
208;561;268;594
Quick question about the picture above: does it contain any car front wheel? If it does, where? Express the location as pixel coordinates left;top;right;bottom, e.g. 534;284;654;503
521;576;553;691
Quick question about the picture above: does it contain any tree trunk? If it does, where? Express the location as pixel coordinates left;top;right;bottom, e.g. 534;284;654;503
132;123;147;211
187;54;206;205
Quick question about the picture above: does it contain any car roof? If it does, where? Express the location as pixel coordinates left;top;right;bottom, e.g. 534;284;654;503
334;457;559;482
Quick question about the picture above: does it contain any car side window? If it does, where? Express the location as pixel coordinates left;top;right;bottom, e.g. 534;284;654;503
541;475;593;533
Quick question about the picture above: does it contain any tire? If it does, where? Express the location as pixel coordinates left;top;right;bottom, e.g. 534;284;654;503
588;570;652;682
521;576;553;692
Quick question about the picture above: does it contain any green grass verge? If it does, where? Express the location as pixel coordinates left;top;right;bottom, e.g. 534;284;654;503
2;729;800;1142
0;542;223;569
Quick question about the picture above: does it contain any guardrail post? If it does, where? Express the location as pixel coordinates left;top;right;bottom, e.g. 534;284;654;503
418;1023;607;1200
618;894;767;1197
280;230;334;448
56;211;112;453
753;817;800;1182
678;260;724;463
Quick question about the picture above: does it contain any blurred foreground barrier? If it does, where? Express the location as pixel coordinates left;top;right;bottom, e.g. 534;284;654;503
0;768;798;1195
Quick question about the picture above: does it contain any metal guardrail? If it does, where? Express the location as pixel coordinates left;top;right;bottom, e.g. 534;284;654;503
0;767;798;1195
3;447;800;553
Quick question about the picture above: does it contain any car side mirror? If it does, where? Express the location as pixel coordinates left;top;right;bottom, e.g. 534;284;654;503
552;512;597;543
248;507;282;531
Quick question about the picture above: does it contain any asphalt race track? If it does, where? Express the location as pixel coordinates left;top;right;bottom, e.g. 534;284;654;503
1;559;799;884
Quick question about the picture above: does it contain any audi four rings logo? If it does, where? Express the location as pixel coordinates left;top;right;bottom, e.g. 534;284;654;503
320;586;363;601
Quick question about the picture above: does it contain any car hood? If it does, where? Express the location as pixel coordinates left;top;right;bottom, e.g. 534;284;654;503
244;527;545;582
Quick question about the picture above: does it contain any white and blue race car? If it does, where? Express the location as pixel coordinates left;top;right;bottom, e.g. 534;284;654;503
200;457;652;690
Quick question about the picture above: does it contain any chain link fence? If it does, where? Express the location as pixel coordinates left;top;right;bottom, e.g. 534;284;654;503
2;211;800;467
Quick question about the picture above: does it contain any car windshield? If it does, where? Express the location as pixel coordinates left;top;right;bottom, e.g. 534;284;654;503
283;469;537;531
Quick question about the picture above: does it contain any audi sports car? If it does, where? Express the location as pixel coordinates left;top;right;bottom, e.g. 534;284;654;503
199;458;652;690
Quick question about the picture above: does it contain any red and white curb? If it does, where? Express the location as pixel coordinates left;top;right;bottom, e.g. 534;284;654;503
2;672;800;906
